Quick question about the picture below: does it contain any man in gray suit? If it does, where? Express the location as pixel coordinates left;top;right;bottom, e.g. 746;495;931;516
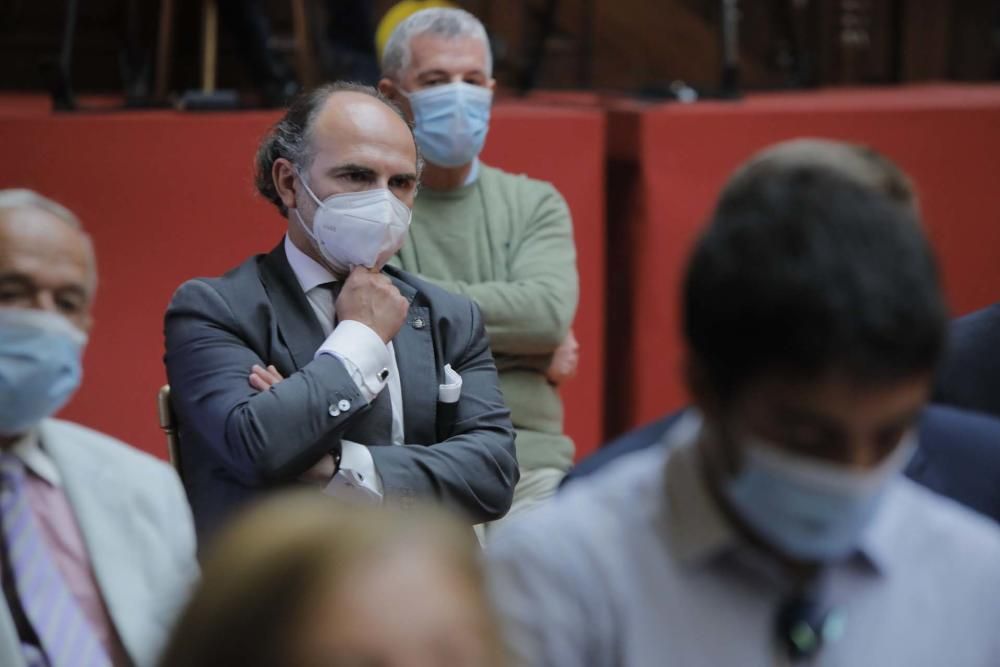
0;190;197;667
164;82;518;540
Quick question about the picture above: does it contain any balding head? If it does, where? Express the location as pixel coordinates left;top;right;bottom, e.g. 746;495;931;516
256;82;422;217
0;189;96;332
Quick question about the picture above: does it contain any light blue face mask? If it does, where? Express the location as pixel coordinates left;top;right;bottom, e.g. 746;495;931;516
405;82;493;168
0;308;87;437
721;433;916;562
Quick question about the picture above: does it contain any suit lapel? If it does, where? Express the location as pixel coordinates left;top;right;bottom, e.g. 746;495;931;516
259;240;326;371
37;423;139;661
386;269;438;445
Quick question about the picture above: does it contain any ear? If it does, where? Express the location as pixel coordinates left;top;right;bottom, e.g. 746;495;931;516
380;78;414;120
684;352;722;423
378;77;400;101
273;158;298;213
685;351;744;478
487;78;497;93
78;311;94;335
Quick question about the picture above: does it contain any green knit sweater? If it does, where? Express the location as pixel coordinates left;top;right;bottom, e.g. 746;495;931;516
391;164;579;471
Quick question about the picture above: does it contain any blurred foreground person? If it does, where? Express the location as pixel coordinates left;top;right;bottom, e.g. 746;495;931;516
564;140;1000;523
0;190;197;667
159;492;505;667
488;153;1000;665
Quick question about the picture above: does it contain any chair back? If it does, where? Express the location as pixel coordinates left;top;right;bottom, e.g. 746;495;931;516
157;384;183;480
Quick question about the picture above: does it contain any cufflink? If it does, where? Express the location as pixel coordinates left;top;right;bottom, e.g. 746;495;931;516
411;317;426;329
377;368;390;382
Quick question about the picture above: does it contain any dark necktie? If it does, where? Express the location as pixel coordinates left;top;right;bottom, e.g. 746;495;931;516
0;453;111;667
321;280;342;326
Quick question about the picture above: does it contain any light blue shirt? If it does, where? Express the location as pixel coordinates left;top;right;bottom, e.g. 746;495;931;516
488;414;1000;666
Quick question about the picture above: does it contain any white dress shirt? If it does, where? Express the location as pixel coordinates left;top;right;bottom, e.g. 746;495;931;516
284;235;405;503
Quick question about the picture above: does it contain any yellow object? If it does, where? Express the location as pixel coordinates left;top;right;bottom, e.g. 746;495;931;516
376;0;457;64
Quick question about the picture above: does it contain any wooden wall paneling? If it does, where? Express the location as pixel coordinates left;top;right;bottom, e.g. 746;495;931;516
900;0;953;81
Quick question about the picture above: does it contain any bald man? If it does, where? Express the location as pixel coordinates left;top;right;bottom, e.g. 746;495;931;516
164;82;517;540
0;190;197;667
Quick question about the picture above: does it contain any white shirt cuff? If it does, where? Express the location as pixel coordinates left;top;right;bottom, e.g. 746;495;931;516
322;440;384;505
316;319;391;403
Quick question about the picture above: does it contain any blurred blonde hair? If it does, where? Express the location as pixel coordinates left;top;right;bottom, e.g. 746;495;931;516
159;492;503;667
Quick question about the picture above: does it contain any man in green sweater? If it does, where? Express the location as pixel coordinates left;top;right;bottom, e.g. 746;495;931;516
379;7;580;531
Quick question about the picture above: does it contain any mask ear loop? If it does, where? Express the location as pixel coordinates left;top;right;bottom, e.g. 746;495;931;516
294;169;325;208
290;169;327;257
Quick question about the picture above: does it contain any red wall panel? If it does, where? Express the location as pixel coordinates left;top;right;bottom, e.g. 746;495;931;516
612;85;1000;431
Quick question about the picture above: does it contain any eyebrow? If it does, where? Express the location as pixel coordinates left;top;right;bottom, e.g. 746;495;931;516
57;284;89;299
0;272;30;284
417;68;486;79
776;404;925;436
327;163;418;183
879;408;924;432
327;164;376;178
0;272;90;297
773;405;840;430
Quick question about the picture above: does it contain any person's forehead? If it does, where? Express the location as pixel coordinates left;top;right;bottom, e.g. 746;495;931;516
0;208;93;283
407;33;489;73
310;92;417;169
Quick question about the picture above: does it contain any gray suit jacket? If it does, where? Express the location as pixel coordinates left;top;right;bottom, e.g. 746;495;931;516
164;241;518;539
0;419;198;667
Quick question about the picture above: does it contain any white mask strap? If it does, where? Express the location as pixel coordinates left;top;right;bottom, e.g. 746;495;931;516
294;169;324;208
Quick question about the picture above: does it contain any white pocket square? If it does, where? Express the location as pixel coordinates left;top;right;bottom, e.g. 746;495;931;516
438;364;463;404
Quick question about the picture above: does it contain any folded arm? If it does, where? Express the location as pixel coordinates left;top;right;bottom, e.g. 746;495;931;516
164;279;368;486
166;279;517;522
371;298;518;523
247;299;518;521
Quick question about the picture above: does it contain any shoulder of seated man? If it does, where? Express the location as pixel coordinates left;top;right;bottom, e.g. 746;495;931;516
42;418;178;478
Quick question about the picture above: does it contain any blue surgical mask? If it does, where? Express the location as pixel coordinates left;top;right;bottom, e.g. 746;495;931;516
404;82;493;168
0;308;87;436
721;433;915;562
